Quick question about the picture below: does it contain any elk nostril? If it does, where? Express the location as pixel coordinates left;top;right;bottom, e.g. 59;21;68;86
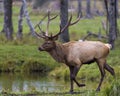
38;47;44;51
38;47;41;51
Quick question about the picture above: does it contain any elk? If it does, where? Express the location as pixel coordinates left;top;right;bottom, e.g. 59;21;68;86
35;12;115;93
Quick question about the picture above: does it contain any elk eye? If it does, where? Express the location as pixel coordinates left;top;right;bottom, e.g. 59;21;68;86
47;42;51;44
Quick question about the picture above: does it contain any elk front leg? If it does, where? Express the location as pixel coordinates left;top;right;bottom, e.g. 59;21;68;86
69;65;85;93
69;66;74;93
72;65;85;87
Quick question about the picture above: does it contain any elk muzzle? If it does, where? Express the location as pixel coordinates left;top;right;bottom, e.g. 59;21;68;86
38;46;44;51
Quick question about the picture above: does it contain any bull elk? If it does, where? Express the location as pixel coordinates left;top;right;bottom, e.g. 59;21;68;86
35;12;115;93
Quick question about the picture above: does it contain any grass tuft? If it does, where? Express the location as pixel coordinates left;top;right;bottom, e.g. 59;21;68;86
104;80;120;96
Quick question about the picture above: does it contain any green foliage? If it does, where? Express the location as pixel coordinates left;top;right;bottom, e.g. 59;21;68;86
104;80;120;96
22;58;55;73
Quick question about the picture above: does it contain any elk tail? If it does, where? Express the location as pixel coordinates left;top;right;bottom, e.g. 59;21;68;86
105;43;112;50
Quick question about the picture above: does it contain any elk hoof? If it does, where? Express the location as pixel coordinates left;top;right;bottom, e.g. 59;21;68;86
69;90;74;94
96;88;100;92
78;84;86;87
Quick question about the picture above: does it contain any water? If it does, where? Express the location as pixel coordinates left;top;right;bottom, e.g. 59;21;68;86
0;73;111;93
0;73;68;92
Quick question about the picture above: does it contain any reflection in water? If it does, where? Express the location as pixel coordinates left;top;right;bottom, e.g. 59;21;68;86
0;73;68;92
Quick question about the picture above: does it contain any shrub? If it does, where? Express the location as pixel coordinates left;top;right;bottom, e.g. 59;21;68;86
22;58;55;74
1;60;16;72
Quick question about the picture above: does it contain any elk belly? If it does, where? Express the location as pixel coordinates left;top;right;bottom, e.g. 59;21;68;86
83;58;96;64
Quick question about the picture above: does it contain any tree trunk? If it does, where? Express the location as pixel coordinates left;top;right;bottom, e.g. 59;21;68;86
17;0;36;39
0;1;3;13
60;0;69;43
115;0;119;18
17;3;24;39
93;0;103;16
22;0;35;36
85;0;93;19
3;0;13;40
77;0;82;18
108;0;117;49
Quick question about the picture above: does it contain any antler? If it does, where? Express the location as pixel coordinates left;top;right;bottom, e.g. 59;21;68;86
34;14;47;33
52;14;81;38
34;31;46;39
34;11;58;39
34;12;80;40
34;13;47;39
46;11;58;36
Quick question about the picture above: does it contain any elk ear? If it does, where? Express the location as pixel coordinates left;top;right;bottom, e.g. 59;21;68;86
44;36;50;41
53;35;58;40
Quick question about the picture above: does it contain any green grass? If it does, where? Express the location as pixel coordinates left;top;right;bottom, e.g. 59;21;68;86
0;42;59;73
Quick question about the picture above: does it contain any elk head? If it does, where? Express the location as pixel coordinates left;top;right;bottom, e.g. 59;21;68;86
38;36;58;51
35;12;80;52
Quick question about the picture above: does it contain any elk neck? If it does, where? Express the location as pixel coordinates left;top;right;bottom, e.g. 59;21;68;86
47;43;67;63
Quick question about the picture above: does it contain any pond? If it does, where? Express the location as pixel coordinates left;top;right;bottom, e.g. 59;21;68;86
0;73;69;93
0;72;111;94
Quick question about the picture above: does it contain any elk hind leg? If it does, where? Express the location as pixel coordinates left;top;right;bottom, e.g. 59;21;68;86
96;59;106;91
104;63;115;76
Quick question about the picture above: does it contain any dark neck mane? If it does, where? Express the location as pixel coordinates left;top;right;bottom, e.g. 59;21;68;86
48;43;66;63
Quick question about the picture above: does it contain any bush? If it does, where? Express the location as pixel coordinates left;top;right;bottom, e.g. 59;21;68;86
0;58;56;74
22;58;55;74
1;59;17;72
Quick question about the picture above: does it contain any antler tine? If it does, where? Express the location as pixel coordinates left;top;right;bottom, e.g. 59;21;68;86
34;31;46;39
46;11;58;36
52;15;73;38
37;24;46;35
34;14;47;37
60;15;72;33
34;23;47;39
46;11;50;36
52;14;80;38
50;15;58;21
34;12;54;39
34;14;47;29
34;11;58;39
69;14;81;26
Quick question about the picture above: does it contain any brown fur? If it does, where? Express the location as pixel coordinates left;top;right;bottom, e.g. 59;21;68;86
47;41;109;65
